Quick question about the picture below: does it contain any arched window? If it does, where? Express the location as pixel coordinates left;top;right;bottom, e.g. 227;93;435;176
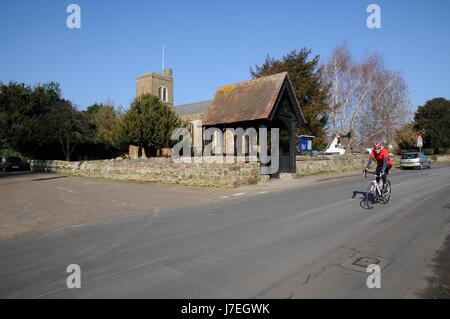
163;87;167;102
158;87;162;99
158;86;168;102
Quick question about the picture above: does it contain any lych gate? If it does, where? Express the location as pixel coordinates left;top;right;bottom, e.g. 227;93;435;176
201;72;305;175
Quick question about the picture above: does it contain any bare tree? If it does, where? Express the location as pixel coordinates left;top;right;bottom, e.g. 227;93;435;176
323;44;380;151
323;44;410;152
358;69;410;149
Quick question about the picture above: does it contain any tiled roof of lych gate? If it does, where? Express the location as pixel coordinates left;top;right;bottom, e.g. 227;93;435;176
202;72;292;126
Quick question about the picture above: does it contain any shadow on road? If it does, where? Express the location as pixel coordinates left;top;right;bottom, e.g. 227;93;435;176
0;171;33;179
0;172;68;186
32;176;67;182
352;190;374;210
418;231;450;298
352;190;366;199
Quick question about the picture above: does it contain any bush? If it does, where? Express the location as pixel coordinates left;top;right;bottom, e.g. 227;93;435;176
395;123;417;150
422;148;434;155
0;148;23;158
120;94;181;156
414;98;450;152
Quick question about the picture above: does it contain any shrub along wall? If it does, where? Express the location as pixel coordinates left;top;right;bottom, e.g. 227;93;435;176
30;158;260;188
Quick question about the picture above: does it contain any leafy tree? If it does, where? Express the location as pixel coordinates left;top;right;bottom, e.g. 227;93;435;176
120;94;181;156
85;103;103;115
1;82;126;160
85;104;122;146
0;148;23;158
414;98;450;153
0;109;8;150
395;123;417;151
45;101;91;161
250;49;330;147
0;81;63;157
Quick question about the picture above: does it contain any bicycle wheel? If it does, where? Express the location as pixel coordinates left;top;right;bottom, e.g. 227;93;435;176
364;184;376;209
382;180;391;203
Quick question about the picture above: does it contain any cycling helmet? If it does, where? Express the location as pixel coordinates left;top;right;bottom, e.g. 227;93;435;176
374;142;382;150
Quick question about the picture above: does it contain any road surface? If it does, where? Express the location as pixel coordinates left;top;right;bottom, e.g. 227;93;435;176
1;165;450;298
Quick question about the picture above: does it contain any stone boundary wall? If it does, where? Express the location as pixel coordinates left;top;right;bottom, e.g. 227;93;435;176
296;155;401;176
434;155;450;162
30;158;260;188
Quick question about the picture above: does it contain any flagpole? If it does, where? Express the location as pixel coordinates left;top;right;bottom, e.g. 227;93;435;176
162;44;165;72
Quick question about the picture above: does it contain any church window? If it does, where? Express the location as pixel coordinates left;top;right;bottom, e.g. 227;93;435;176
158;86;168;102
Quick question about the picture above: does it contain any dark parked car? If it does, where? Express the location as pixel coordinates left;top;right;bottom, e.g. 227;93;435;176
0;156;30;172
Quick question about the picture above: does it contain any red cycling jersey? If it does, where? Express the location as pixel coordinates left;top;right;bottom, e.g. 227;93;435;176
370;148;393;167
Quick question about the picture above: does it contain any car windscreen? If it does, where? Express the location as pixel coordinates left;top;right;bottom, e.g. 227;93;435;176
401;153;419;159
5;157;21;163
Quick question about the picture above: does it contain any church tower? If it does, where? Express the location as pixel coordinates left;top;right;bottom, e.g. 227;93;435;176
136;68;173;106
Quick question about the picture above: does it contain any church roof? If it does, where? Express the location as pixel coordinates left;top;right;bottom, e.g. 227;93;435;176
202;72;303;126
174;100;211;117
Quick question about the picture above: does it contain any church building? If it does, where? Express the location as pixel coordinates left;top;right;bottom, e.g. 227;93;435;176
135;68;305;174
136;67;173;106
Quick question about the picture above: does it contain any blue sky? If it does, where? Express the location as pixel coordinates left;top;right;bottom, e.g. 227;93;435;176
1;0;449;111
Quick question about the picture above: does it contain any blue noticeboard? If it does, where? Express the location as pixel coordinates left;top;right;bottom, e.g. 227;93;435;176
298;135;315;156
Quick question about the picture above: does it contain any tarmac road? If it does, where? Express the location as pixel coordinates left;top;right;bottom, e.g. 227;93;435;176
1;165;449;298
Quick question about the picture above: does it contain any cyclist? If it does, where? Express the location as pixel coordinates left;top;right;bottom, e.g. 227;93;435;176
363;142;393;190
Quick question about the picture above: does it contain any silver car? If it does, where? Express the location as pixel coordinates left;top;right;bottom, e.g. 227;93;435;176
400;152;431;170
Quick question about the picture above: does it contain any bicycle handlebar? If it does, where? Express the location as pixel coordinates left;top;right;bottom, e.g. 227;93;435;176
363;170;384;178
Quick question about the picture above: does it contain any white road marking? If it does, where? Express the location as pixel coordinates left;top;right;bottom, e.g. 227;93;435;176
82;256;170;285
67;224;88;229
56;187;78;194
232;192;246;197
111;199;128;205
283;198;354;223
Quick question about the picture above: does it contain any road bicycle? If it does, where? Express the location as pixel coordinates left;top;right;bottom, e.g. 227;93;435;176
362;170;391;209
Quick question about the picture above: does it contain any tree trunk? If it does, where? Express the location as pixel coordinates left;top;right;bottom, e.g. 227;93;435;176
345;131;352;154
66;140;71;161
